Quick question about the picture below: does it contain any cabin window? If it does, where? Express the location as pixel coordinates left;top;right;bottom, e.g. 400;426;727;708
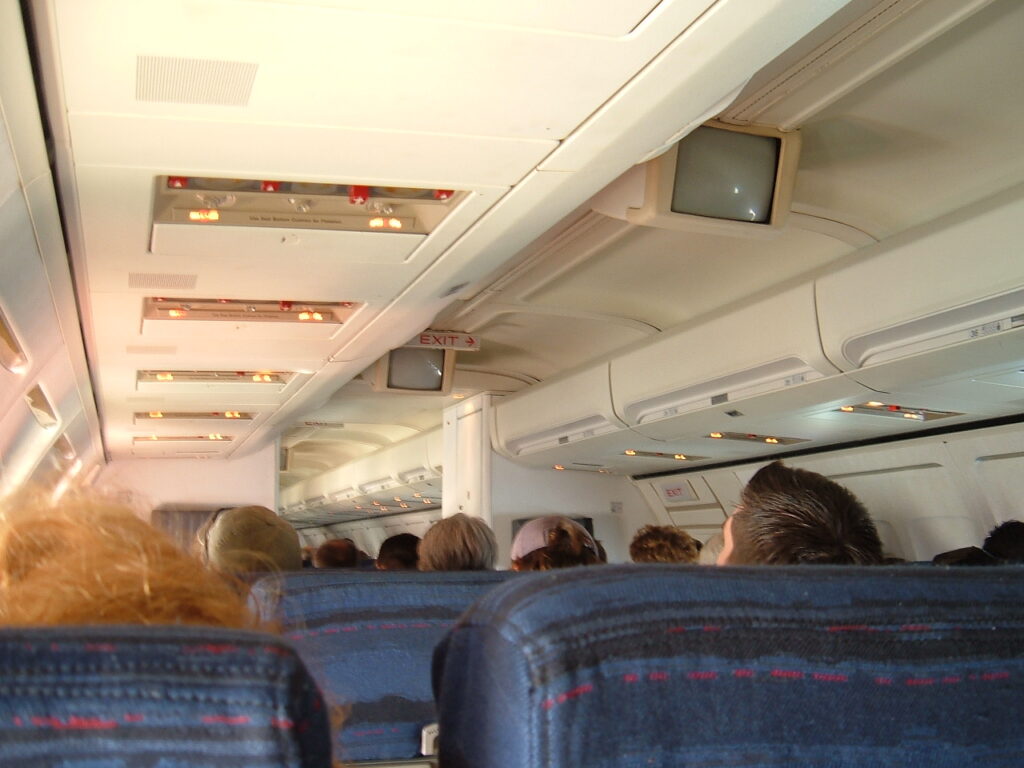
25;385;58;429
0;307;28;373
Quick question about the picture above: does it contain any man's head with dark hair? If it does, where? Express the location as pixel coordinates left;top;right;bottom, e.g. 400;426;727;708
314;538;359;568
376;533;420;570
718;461;883;566
983;520;1024;561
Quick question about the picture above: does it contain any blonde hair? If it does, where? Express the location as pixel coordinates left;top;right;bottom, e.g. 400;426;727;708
418;513;496;571
0;491;259;629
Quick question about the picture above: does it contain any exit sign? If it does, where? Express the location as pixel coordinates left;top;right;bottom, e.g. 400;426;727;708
407;330;481;351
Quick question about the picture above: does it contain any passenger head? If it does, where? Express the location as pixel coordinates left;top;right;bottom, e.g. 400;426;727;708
698;531;724;565
983;520;1024;561
376;533;420;570
197;505;301;574
510;515;602;571
0;492;258;628
718;461;883;566
629;525;702;564
314;538;360;568
418;513;497;571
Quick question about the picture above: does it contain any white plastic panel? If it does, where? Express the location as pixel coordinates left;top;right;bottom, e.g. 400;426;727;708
492;364;624;458
817;183;1024;372
611;282;840;428
151;223;426;266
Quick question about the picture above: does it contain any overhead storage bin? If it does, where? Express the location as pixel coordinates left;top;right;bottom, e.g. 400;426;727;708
817;183;1024;374
282;428;442;522
491;363;624;459
610;282;844;429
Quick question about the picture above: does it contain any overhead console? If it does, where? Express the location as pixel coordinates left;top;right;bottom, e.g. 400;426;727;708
150;175;462;263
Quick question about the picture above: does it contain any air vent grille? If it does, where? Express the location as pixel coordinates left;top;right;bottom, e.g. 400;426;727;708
136;56;258;106
128;272;197;290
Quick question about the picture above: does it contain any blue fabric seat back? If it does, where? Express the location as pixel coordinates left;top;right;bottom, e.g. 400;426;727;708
0;625;331;768
433;564;1024;768
251;569;513;762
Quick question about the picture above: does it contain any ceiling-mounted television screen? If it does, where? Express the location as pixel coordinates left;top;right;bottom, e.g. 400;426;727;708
372;347;455;395
627;120;801;235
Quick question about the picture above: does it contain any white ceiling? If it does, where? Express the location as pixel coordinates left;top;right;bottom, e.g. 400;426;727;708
26;0;1024;505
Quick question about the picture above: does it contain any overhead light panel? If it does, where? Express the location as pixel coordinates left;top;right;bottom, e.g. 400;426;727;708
138;370;291;385
145;297;360;325
622;450;707;461
132;435;234;443
706;431;807;445
134;411;254;423
155;176;464;235
837;402;962;421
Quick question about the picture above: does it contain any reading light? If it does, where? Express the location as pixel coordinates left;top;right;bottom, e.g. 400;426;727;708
840;406;855;412
624;450;638;456
554;465;566;471
705;431;808;446
423;499;433;504
156;373;174;381
413;493;422;498
369;217;385;228
387;218;402;230
188;209;220;222
149;411;163;418
167;309;186;318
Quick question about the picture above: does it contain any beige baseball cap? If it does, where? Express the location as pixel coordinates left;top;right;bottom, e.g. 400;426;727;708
198;505;301;574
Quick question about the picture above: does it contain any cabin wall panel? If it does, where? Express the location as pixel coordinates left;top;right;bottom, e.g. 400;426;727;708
640;423;1024;564
489;453;654;566
97;442;277;519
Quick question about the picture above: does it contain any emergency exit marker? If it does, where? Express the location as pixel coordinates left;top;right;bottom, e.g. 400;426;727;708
408;331;481;351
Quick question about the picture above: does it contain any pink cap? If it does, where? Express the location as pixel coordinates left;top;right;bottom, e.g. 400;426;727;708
510;515;597;561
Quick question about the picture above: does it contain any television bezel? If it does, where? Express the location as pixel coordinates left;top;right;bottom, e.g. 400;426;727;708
371;346;456;395
626;120;801;237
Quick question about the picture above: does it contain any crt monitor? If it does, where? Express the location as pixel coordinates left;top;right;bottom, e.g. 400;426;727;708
626;120;801;235
372;347;455;395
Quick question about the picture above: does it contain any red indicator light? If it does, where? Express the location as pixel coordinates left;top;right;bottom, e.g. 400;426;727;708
349;185;370;205
279;301;293;311
887;405;900;412
167;176;188;189
260;180;281;192
433;189;453;200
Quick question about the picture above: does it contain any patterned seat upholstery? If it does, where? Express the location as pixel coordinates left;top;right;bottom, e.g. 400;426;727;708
251;569;513;763
0;625;331;768
432;563;1024;768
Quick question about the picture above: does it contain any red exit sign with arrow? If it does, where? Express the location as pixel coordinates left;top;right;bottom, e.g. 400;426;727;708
407;330;481;351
